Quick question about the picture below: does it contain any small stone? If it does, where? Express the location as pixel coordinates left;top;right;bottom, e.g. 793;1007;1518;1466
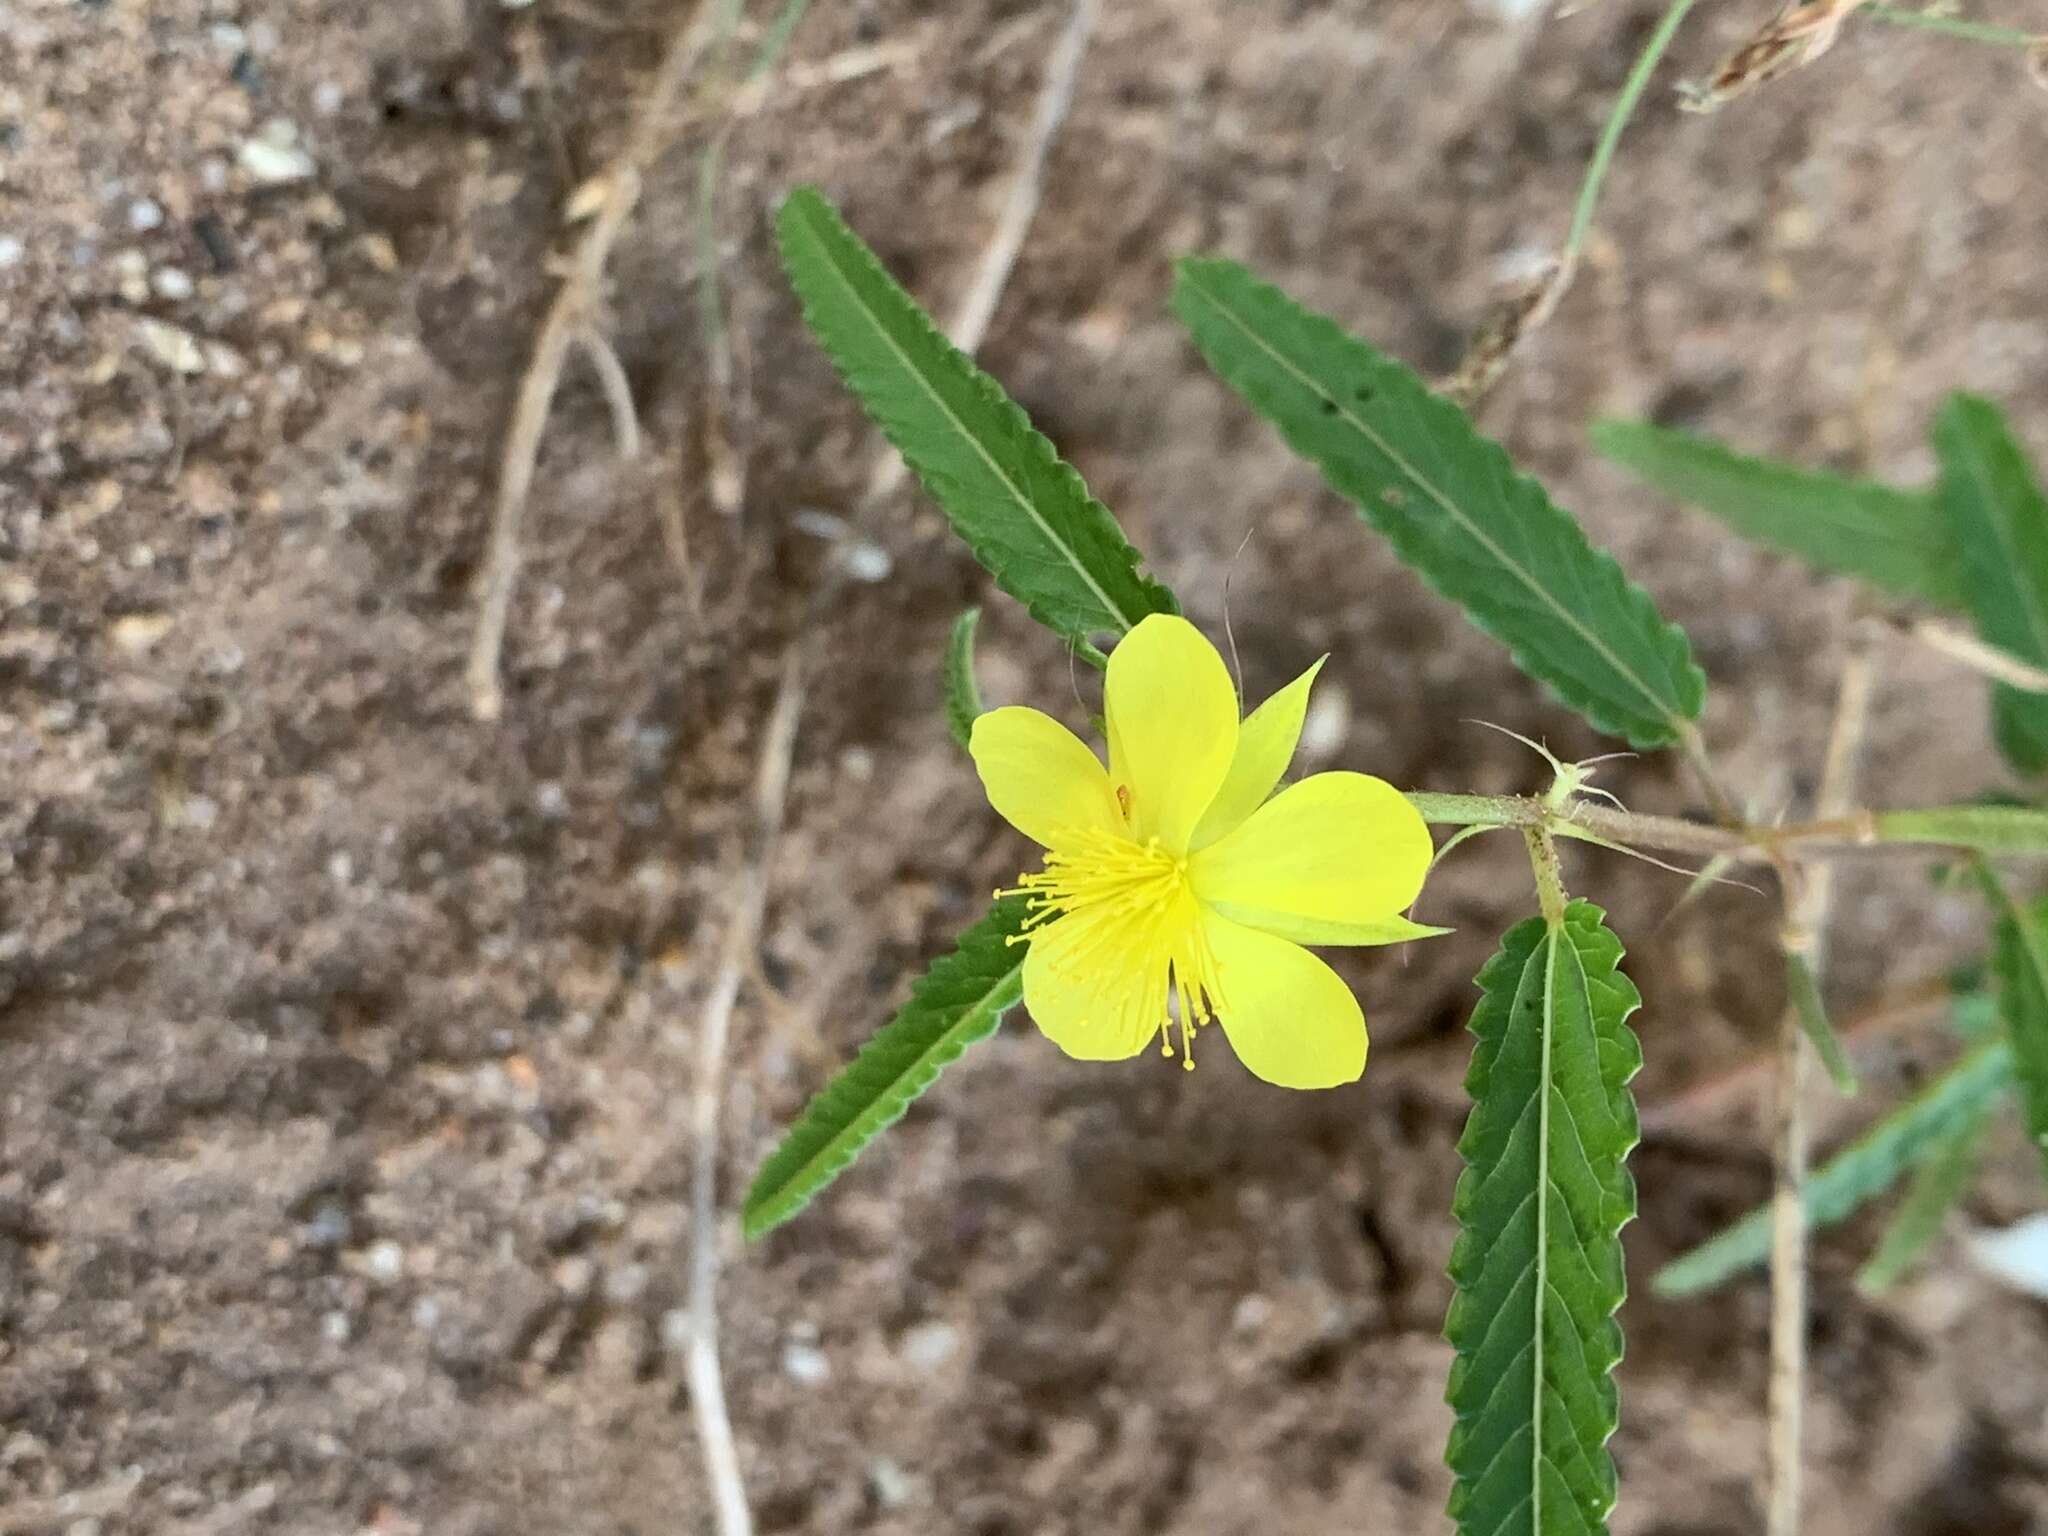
534;782;569;819
840;539;893;583
899;1320;958;1372
127;197;164;233
134;318;206;375
868;1458;918;1510
659;1308;691;1352
780;1341;831;1385
365;1239;405;1281
0;235;25;270
321;1310;351;1343
110;613;173;653
238;125;316;186
152;267;193;301
1232;1293;1273;1334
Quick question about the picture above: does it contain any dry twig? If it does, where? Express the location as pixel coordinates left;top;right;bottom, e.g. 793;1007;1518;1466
467;0;724;721
1767;631;1876;1536
685;642;806;1536
1904;617;2048;694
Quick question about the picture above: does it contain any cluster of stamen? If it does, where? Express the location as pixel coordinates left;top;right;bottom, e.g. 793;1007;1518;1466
999;823;1227;1069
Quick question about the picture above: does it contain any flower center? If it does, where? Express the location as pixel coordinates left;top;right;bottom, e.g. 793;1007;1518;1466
1002;826;1227;1068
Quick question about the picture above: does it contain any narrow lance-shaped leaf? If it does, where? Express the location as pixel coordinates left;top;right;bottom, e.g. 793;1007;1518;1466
944;607;985;750
1175;259;1705;749
1983;874;2048;1179
1653;1037;2016;1296
743;897;1029;1240
1854;1102;1991;1295
777;187;1178;652
1786;949;1858;1097
1935;393;2048;773
1875;803;2048;856
1445;902;1643;1536
1590;418;1965;609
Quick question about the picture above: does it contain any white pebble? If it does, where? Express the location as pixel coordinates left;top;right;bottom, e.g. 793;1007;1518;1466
127;197;164;233
365;1239;405;1280
899;1321;959;1372
780;1341;831;1385
0;235;26;270
152;267;194;301
321;1310;352;1343
238;124;316;186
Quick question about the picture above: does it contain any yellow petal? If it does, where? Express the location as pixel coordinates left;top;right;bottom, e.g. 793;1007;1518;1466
1104;614;1239;854
1205;903;1448;948
1204;910;1366;1088
969;706;1122;850
1021;914;1160;1062
1189;655;1327;850
1190;771;1432;929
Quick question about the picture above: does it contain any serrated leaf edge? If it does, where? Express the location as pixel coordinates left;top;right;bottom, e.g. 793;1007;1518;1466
1176;260;1704;747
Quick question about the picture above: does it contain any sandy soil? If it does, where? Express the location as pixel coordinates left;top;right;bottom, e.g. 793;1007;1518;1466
5;0;2048;1531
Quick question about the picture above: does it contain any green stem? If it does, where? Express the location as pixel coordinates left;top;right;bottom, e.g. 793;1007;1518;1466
1560;0;1704;281
1406;791;2048;861
1861;4;2039;50
1524;827;1569;926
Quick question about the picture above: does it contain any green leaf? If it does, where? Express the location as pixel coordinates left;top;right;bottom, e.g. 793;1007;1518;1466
1985;878;2048;1179
1786;949;1858;1096
944;607;985;750
742;897;1028;1239
1935;393;2048;773
1854;1102;1990;1294
777;188;1177;650
1590;419;1965;608
1876;803;2048;856
1174;259;1705;749
1445;901;1643;1536
1652;1038;2016;1296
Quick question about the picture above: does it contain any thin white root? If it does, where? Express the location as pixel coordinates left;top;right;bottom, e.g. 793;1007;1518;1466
686;643;806;1536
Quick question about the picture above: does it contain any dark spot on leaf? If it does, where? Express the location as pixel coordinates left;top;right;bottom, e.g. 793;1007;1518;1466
1354;383;1375;402
1319;397;1339;416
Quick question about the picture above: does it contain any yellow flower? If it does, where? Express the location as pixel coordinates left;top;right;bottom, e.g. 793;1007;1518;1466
970;614;1435;1089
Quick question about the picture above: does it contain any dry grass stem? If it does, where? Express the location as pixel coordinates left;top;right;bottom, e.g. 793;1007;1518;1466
685;642;807;1536
1767;633;1876;1536
1906;617;2048;694
1688;0;1870;111
467;0;723;721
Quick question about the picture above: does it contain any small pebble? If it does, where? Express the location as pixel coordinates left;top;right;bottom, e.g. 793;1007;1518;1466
899;1321;959;1372
365;1239;405;1280
152;267;193;301
134;318;206;375
110;613;173;653
238;122;316;186
840;539;893;583
781;1342;831;1385
304;1200;353;1248
0;235;23;270
127;197;164;233
321;1310;352;1343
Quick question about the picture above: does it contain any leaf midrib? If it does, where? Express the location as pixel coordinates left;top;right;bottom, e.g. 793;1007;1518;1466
1179;268;1684;735
743;956;1023;1234
787;198;1133;635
